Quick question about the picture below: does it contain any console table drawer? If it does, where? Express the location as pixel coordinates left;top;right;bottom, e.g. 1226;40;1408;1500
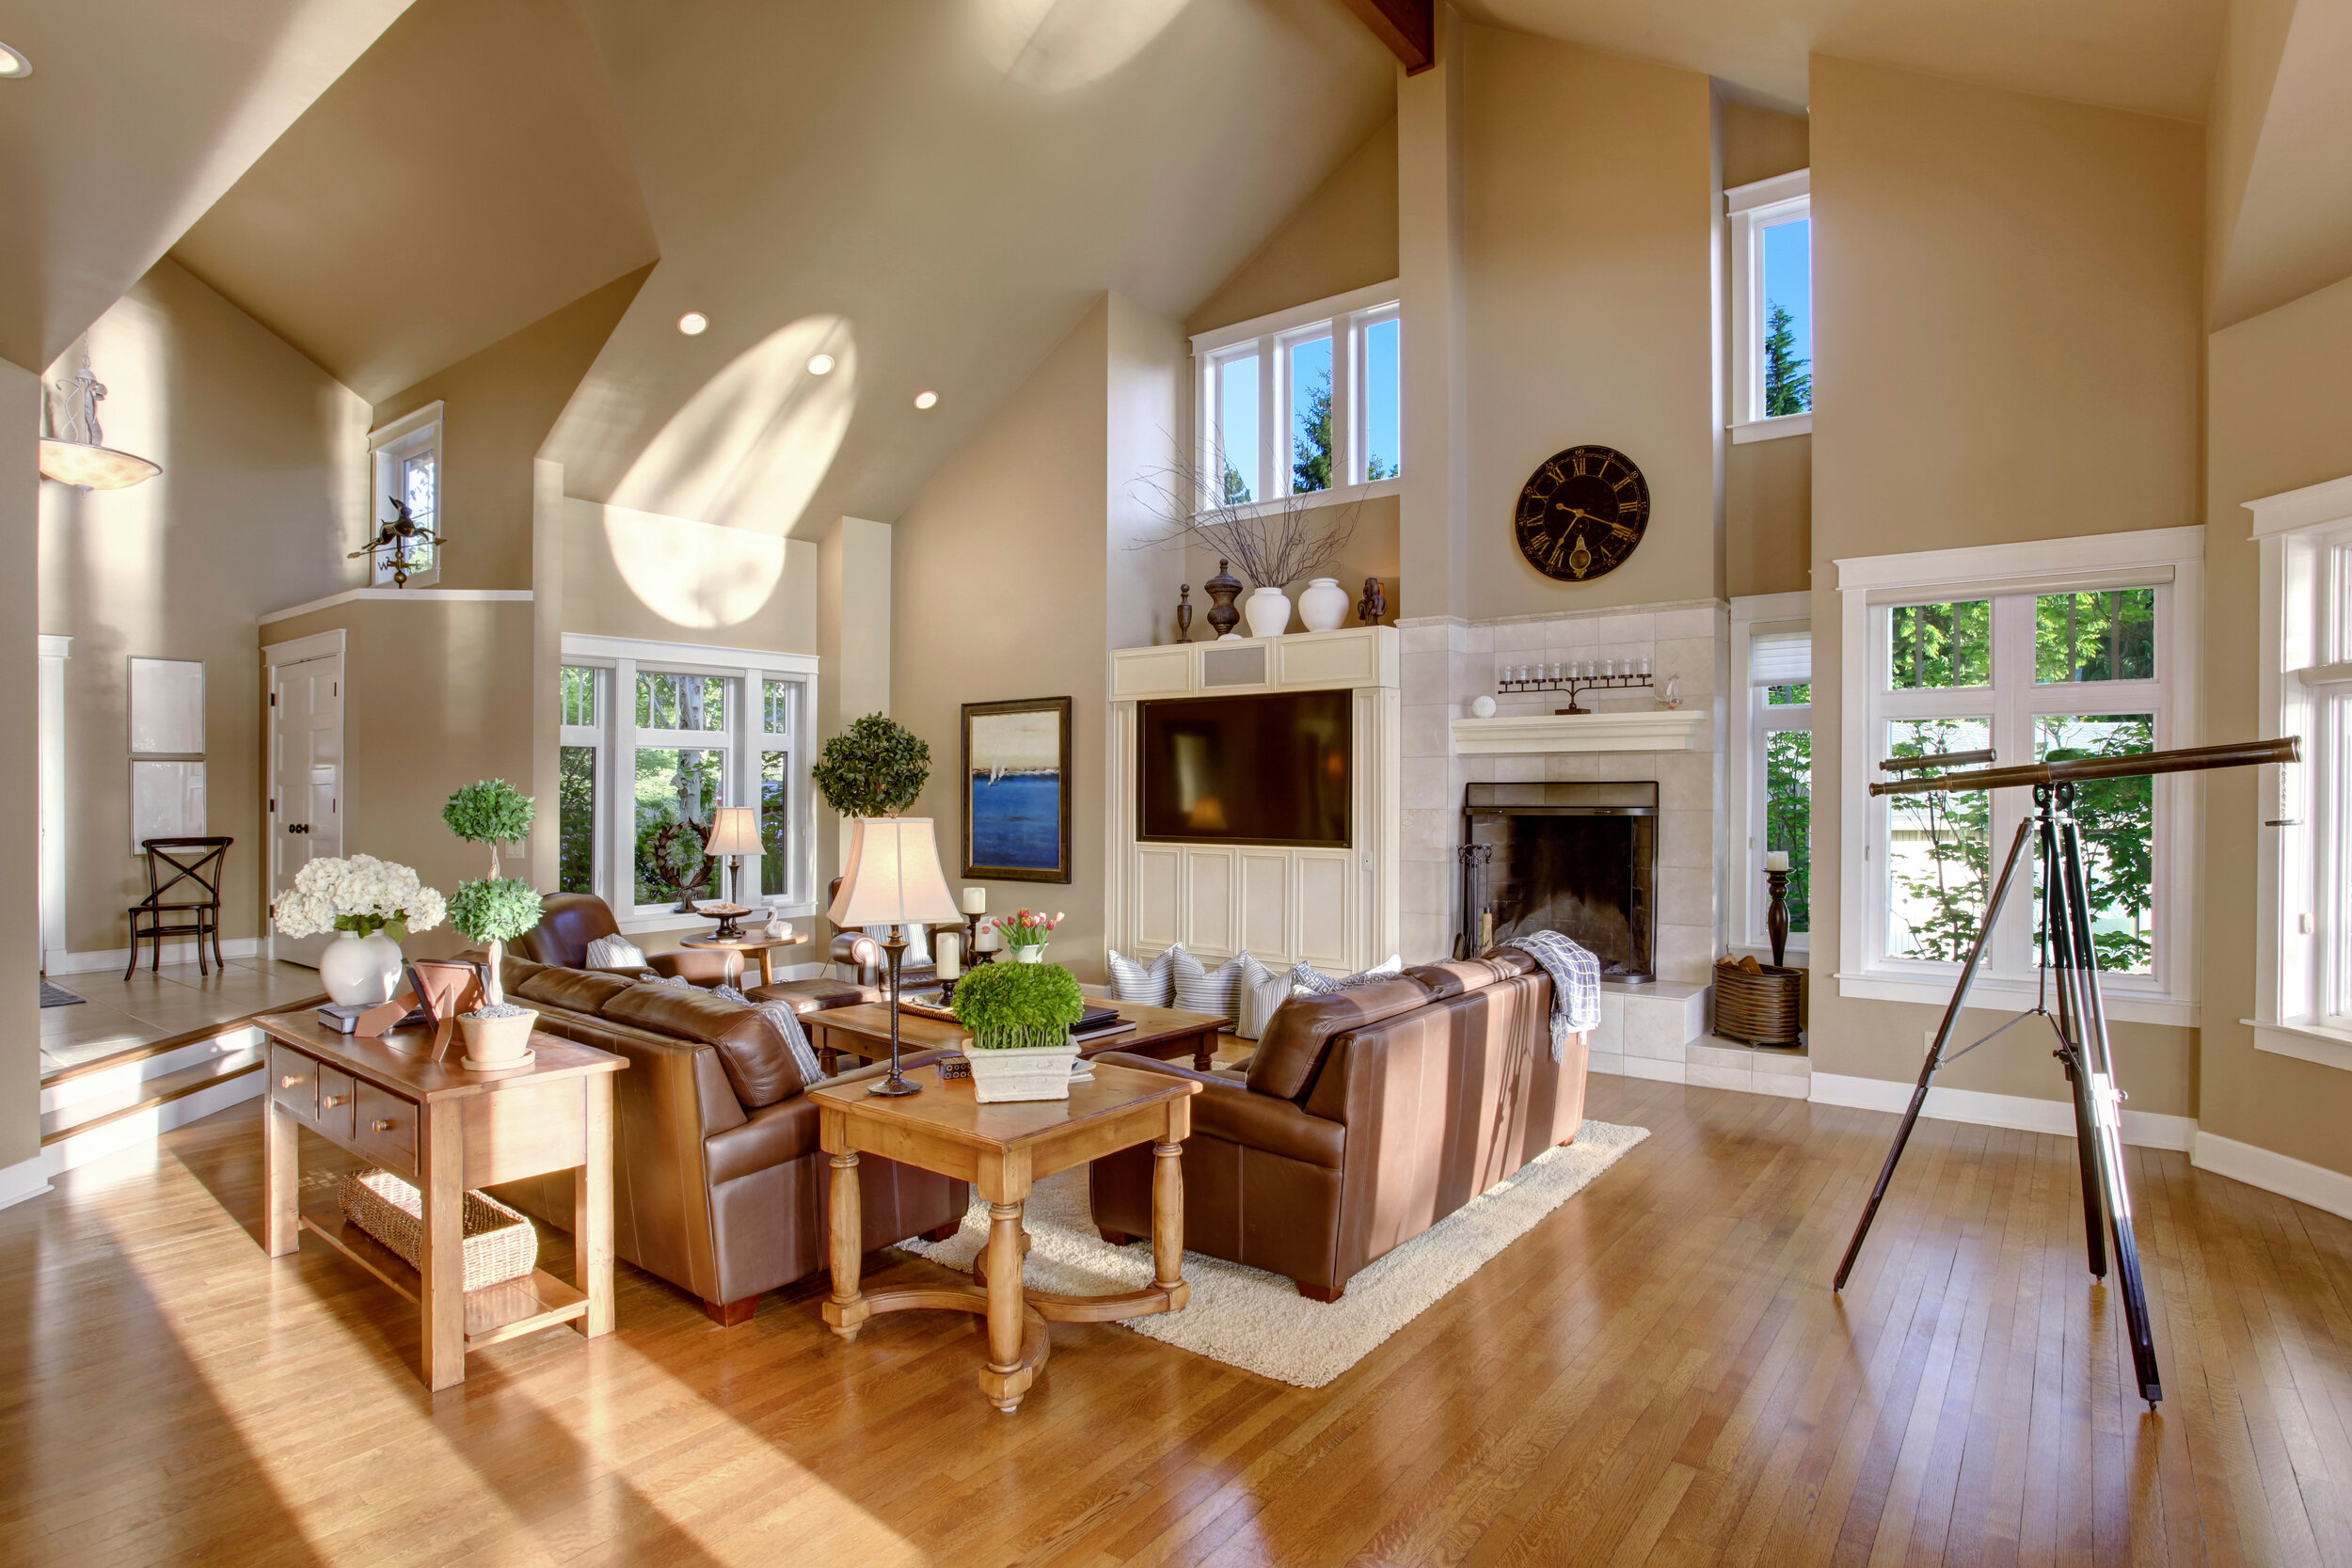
353;1083;419;1180
315;1066;357;1141
271;1046;320;1124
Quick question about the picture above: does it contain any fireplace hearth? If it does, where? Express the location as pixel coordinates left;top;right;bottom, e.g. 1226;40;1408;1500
1459;783;1658;981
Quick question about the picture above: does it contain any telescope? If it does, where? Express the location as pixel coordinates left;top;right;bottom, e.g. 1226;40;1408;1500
1837;732;2302;1410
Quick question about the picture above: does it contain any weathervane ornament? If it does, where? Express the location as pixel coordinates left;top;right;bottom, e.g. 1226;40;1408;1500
349;495;444;589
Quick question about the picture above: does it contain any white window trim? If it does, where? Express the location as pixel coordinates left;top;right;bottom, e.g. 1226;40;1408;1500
2247;473;2352;1070
560;633;820;934
367;400;444;588
1191;279;1400;515
1834;526;2204;1026
1726;169;1810;443
1729;592;1812;957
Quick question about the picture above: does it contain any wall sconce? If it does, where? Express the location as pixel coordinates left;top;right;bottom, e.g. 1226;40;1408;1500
39;353;161;490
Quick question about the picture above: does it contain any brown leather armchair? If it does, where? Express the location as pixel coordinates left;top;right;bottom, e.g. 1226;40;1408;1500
517;892;742;987
1089;951;1586;1302
825;877;967;990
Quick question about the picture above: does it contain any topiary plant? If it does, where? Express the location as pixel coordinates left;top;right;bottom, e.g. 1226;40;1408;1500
811;713;930;818
443;779;537;877
950;959;1084;1050
448;876;544;1010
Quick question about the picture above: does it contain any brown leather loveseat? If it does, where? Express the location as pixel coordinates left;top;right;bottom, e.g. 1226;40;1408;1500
491;955;966;1324
1089;949;1586;1301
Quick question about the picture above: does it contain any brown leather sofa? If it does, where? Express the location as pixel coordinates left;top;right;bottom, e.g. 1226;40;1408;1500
1089;949;1586;1301
523;891;882;1015
491;954;967;1324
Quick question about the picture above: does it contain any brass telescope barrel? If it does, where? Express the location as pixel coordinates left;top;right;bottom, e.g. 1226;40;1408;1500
1869;736;2301;797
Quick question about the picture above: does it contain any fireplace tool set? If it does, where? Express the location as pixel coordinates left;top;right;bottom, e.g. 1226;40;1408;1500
1836;735;2301;1410
1453;843;1495;960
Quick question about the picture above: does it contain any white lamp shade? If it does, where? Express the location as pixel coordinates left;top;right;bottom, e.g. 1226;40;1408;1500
704;805;762;857
827;816;963;927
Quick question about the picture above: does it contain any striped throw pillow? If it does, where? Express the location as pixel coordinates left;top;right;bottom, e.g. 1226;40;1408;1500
1290;955;1403;997
1169;948;1269;1025
751;1000;826;1088
1238;964;1294;1040
1106;945;1178;1006
583;933;649;971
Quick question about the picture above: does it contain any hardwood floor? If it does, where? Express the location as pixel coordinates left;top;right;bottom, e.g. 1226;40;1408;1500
5;1074;2350;1566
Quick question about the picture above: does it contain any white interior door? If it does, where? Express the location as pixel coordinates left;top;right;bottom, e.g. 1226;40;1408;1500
269;653;343;968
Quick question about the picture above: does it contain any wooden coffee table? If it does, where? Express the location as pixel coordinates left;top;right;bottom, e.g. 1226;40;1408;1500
805;998;1231;1076
811;1061;1199;1412
677;929;808;985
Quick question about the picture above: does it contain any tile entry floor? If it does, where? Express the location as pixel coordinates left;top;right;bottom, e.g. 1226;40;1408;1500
40;957;326;1076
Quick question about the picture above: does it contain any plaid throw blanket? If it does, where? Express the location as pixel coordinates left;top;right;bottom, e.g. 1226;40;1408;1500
1503;930;1603;1060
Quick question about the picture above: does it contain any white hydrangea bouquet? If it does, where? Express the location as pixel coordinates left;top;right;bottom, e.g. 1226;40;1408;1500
271;854;447;942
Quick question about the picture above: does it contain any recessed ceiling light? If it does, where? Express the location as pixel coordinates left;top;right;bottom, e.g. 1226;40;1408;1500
677;311;708;336
0;43;31;77
807;354;836;376
914;390;938;410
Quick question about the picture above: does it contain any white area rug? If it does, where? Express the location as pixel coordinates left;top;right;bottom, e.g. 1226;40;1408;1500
900;1118;1649;1388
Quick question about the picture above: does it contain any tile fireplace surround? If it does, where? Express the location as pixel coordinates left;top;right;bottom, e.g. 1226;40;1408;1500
1398;600;1798;1091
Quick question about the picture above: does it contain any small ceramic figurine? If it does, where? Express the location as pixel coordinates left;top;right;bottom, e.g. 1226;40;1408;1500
1175;583;1193;643
1358;577;1387;624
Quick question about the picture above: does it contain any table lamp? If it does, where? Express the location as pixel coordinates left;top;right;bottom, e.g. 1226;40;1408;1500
828;817;964;1096
702;807;762;939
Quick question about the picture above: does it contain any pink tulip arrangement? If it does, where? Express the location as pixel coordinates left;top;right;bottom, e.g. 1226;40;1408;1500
996;909;1064;953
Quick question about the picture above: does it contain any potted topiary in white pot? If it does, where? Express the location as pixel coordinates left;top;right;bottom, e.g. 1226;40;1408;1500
949;958;1086;1103
447;877;546;1068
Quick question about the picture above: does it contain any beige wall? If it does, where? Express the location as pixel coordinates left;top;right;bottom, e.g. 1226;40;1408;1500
1723;101;1810;191
1723;102;1812;600
259;598;537;961
1186;118;1399;338
560;498;818;656
1806;55;2204;1113
373;266;647;593
40;259;371;957
1464;27;1721;618
4;361;42;1175
2203;271;2352;1175
892;300;1112;983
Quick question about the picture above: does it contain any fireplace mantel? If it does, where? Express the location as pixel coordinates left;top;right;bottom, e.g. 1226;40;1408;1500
1450;709;1710;754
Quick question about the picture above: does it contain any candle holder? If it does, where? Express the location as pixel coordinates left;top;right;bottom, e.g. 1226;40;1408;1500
1494;659;1657;715
1766;868;1791;967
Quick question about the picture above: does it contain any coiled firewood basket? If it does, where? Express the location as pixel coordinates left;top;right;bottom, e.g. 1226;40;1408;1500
1713;961;1803;1047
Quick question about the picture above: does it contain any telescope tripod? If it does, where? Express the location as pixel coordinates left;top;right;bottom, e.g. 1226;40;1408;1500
1834;781;2163;1408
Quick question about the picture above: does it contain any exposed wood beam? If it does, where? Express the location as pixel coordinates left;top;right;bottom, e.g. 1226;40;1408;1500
1339;0;1434;75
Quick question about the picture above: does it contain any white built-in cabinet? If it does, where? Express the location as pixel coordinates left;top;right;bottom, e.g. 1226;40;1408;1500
1105;626;1400;975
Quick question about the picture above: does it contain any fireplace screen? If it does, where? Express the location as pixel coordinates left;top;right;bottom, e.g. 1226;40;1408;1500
1460;782;1658;981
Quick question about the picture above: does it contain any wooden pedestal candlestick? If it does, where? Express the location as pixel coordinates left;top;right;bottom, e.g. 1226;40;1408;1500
1765;869;1791;968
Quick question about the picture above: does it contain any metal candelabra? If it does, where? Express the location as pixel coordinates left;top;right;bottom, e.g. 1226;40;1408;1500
1495;659;1657;715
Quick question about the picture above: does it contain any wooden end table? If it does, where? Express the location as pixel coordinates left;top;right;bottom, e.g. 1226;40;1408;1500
678;928;808;985
812;1062;1200;1413
253;1012;627;1391
805;998;1231;1077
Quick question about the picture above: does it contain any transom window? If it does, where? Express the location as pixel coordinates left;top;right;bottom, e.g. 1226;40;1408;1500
558;636;817;927
1193;281;1400;510
1727;171;1811;441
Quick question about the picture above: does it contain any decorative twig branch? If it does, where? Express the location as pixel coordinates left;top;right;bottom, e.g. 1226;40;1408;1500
1127;432;1361;590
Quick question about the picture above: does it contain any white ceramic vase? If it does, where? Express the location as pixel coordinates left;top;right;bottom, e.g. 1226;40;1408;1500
1010;943;1049;964
1297;577;1348;632
320;928;405;1006
458;1008;539;1070
963;1039;1082;1103
1243;585;1292;638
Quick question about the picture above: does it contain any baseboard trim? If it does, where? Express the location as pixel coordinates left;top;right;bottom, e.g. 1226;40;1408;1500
0;1153;54;1211
45;938;262;975
1808;1070;2197;1151
2191;1132;2352;1224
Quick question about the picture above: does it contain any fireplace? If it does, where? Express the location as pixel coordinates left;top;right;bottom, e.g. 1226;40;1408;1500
1459;782;1657;981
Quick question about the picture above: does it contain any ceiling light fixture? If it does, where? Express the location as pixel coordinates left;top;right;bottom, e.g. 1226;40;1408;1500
677;311;708;336
0;43;31;78
914;390;938;410
807;354;836;376
38;353;160;491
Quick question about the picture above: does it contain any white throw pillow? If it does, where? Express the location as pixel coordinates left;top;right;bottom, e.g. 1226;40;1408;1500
1238;962;1294;1041
750;1000;827;1088
1290;955;1404;998
1106;945;1179;1006
865;922;931;967
583;933;649;971
1169;948;1270;1024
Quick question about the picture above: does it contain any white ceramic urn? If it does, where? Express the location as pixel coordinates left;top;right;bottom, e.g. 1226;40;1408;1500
1243;584;1293;637
320;928;405;1006
1297;577;1348;632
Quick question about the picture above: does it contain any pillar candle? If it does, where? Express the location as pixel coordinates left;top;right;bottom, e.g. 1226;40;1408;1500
1764;850;1792;872
935;931;961;979
961;887;987;915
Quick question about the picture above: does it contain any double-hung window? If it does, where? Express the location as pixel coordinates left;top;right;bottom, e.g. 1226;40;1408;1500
1836;528;2203;1024
365;401;444;586
558;635;818;928
2247;477;2352;1067
1730;594;1814;956
1193;281;1400;509
1727;171;1811;442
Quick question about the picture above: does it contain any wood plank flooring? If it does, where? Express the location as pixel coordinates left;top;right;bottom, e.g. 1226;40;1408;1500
4;1075;2349;1565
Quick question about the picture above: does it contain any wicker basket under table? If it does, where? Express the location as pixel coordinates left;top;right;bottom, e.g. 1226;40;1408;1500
1713;962;1803;1047
339;1168;539;1291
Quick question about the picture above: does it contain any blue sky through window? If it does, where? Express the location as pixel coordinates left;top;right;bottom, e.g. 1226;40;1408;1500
1217;355;1259;501
1366;317;1399;479
1762;217;1812;393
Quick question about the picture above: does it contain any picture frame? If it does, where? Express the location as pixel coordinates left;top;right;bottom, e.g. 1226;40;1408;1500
130;759;206;852
128;657;204;755
961;696;1072;883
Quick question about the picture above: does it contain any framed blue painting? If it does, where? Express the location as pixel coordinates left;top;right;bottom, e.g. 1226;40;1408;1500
961;696;1071;883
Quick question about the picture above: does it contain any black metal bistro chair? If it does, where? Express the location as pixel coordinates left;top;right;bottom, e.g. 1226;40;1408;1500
125;836;232;978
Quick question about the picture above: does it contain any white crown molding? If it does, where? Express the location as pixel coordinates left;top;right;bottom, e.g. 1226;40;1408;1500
1835;525;2202;597
261;587;532;626
2192;1132;2352;1223
2243;472;2352;538
1726;168;1809;213
367;399;444;451
37;635;71;659
1809;1070;2195;1151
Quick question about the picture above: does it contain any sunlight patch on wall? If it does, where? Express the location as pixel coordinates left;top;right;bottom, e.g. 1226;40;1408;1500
972;0;1190;90
596;500;787;629
609;315;856;536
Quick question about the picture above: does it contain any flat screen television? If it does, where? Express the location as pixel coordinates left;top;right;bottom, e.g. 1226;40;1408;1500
1137;690;1351;847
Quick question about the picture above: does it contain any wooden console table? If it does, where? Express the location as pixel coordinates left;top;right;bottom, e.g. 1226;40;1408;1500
812;1062;1199;1413
806;998;1231;1077
252;1012;627;1391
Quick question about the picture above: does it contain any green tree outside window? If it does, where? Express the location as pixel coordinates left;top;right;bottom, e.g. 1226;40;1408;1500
1763;302;1811;417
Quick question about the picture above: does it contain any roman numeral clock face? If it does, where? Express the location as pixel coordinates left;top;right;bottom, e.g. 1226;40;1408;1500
1513;445;1649;581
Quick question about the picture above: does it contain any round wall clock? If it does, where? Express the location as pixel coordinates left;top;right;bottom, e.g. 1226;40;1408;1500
1512;445;1649;582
